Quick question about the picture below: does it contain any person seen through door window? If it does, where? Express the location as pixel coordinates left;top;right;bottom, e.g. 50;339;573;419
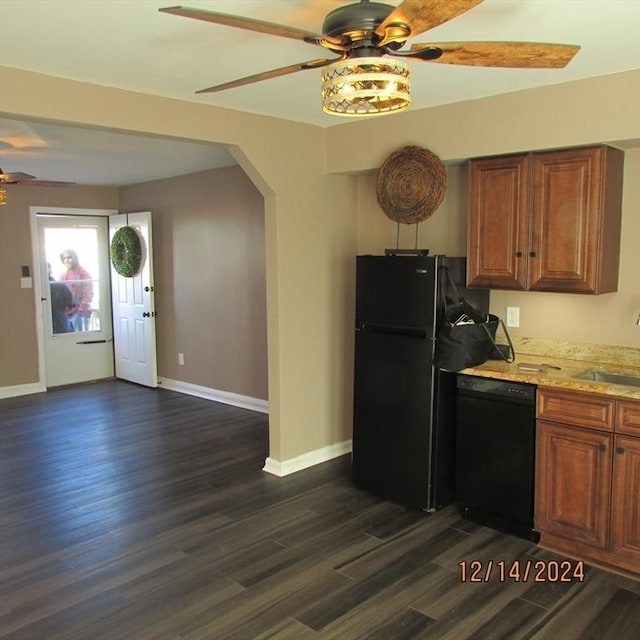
48;262;73;334
59;249;93;331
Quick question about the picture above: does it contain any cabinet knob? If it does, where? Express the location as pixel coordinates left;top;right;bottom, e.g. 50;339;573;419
616;446;625;455
598;443;606;453
529;251;537;258
515;251;522;258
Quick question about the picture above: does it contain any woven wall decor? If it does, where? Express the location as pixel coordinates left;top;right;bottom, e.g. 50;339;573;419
376;145;447;224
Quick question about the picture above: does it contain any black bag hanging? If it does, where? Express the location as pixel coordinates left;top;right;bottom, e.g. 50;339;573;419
434;267;515;372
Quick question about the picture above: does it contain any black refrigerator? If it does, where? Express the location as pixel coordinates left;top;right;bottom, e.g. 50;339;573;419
352;254;489;511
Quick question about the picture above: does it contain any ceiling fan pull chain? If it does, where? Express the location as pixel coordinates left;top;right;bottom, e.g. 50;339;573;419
414;222;419;250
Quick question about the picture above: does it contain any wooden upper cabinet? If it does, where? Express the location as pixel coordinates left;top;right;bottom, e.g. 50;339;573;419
529;147;623;293
467;154;529;290
467;146;624;294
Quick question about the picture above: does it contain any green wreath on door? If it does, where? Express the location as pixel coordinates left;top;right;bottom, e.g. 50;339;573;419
110;225;142;277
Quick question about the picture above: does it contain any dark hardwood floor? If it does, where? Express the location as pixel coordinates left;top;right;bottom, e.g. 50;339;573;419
1;380;638;640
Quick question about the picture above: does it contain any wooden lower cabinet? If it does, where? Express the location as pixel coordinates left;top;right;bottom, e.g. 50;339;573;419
611;435;640;565
535;389;640;578
536;421;611;550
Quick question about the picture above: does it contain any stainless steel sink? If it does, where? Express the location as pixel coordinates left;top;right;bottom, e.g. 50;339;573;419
575;371;640;387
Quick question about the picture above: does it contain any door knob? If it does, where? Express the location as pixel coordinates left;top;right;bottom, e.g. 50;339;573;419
143;312;150;318
144;286;154;292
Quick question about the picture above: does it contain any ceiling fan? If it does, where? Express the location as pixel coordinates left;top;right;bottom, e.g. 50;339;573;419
0;169;74;187
159;0;581;104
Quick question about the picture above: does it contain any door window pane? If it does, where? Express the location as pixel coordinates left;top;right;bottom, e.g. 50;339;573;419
45;227;101;334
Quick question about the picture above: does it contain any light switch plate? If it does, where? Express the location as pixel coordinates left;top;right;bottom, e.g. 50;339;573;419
20;277;33;289
506;307;520;328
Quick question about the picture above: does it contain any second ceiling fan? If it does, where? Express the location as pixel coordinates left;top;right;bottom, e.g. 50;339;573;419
0;169;74;187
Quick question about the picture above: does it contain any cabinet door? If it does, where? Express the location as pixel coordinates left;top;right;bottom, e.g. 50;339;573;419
467;155;529;289
535;421;612;550
529;146;621;293
611;435;640;566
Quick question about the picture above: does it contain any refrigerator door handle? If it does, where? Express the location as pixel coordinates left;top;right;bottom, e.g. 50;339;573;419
357;322;430;338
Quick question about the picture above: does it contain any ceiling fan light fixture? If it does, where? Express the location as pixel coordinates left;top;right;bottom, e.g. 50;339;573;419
321;56;411;116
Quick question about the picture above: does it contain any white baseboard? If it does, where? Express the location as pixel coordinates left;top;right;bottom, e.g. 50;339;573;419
0;381;47;400
263;439;352;477
157;377;269;414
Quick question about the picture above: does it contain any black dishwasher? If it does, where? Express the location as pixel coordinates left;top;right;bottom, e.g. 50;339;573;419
456;375;539;541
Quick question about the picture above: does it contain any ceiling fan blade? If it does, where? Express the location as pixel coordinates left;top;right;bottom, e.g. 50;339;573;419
13;180;75;187
410;41;581;68
376;0;484;41
159;6;348;49
196;58;343;94
0;170;37;183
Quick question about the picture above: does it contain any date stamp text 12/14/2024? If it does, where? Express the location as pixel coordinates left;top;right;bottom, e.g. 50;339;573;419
459;559;585;583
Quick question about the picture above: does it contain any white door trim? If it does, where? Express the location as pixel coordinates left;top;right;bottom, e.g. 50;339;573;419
29;206;117;389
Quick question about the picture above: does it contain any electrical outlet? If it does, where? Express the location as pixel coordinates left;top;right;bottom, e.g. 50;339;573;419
178;353;184;365
506;307;520;328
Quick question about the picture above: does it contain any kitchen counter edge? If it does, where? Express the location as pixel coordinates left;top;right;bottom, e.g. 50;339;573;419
459;356;640;401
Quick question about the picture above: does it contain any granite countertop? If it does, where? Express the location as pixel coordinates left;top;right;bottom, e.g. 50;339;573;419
460;338;640;400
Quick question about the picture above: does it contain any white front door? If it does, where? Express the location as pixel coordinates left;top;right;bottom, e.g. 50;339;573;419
36;213;114;387
110;212;158;387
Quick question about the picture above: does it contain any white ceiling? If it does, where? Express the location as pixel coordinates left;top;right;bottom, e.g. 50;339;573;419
0;117;237;187
1;0;639;186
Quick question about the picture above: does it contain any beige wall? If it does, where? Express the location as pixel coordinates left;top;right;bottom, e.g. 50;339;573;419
327;71;640;173
0;66;357;464
356;149;640;348
347;70;640;350
356;163;468;257
119;166;268;399
489;148;640;347
1;66;639;466
0;184;118;387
